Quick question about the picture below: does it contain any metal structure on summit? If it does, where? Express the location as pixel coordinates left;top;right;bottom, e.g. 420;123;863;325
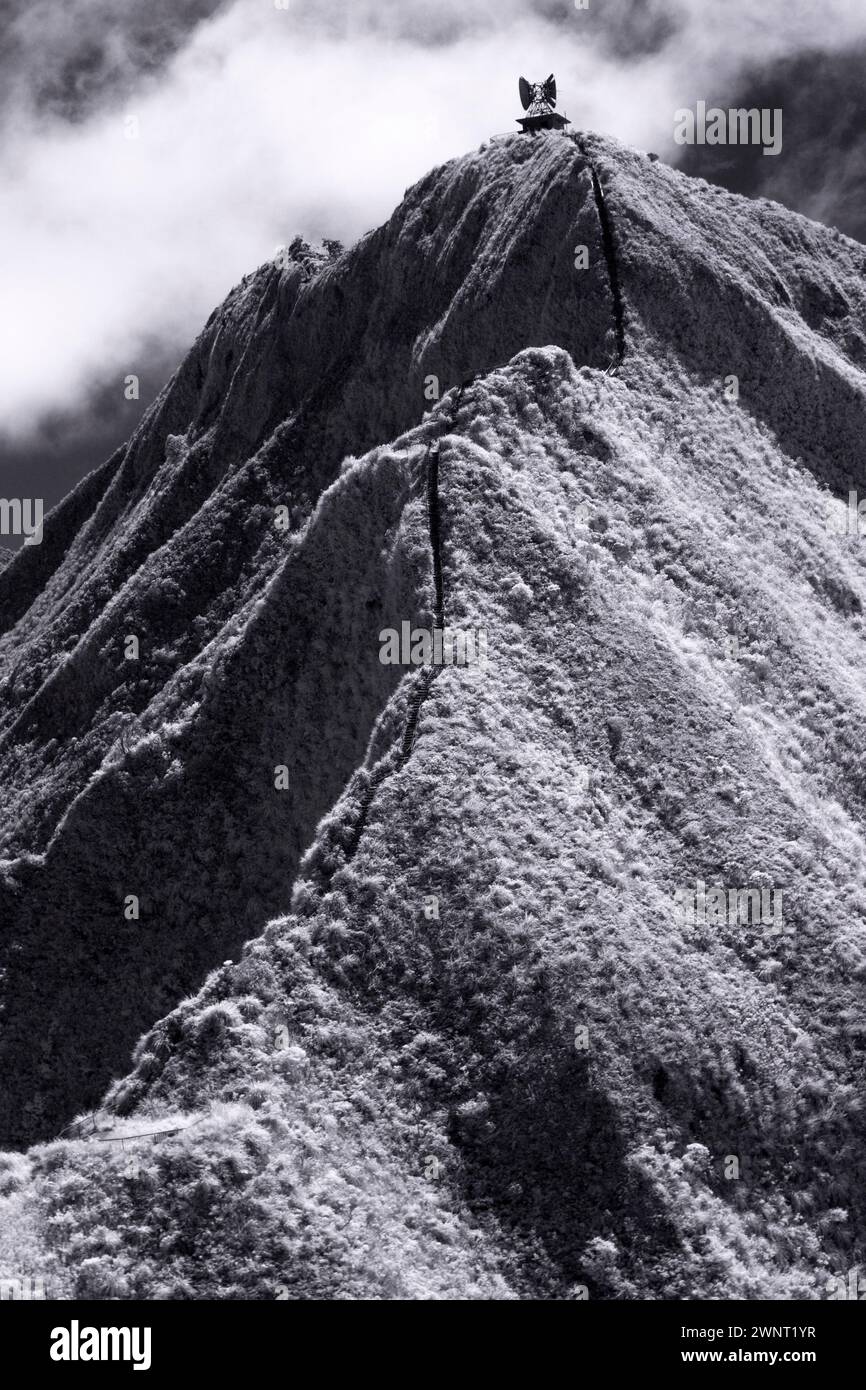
516;74;570;134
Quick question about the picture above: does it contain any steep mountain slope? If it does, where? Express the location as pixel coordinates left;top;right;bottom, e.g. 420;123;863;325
1;131;866;1299
0;133;614;1148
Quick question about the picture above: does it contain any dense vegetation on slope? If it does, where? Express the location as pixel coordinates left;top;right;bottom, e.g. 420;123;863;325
0;135;610;1146
1;133;866;1298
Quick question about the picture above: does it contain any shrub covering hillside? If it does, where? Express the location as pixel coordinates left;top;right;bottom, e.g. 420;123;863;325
1;133;865;1298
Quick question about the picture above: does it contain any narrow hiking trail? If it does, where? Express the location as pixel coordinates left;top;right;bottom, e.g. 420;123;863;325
346;146;631;866
577;137;627;370
345;382;470;861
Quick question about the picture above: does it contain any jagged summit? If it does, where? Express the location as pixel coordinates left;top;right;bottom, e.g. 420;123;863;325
1;134;866;1299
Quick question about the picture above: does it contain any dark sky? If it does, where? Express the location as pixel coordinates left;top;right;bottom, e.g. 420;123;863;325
677;46;866;240
0;354;181;539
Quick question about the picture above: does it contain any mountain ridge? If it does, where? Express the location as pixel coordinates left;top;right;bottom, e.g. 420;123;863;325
1;131;866;1299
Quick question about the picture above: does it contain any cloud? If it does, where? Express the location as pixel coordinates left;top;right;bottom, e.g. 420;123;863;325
1;0;865;443
0;0;227;120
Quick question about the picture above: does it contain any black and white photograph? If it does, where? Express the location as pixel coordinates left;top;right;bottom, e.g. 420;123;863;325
1;0;865;1354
